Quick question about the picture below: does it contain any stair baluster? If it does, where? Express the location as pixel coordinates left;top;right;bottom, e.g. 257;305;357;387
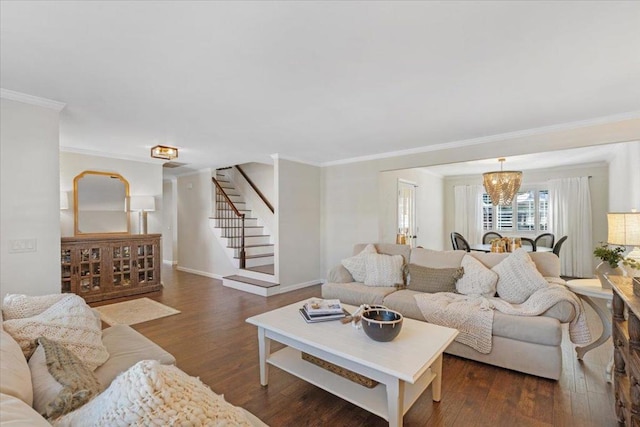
212;177;246;269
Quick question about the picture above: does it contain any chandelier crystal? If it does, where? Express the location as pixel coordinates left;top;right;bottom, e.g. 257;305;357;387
482;158;522;206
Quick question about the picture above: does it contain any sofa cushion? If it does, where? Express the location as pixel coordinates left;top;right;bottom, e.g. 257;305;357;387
0;328;33;406
407;264;464;293
364;253;404;287
409;248;466;268
29;337;100;419
54;360;258;427
382;290;562;346
93;324;176;391
492;249;549;304
327;264;354;283
0;393;50;427
321;282;397;306
456;255;498;297
341;244;377;282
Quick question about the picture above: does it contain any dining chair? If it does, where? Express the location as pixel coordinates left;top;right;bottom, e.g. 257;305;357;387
553;236;568;257
482;231;502;244
450;232;471;252
520;237;536;252
534;233;555;249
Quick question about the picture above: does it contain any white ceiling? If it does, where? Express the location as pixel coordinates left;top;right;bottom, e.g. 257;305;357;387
1;1;639;172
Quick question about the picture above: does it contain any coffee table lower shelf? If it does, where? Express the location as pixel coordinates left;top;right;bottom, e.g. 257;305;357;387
268;347;436;421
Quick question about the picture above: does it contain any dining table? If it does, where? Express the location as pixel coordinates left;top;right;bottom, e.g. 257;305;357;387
468;244;553;253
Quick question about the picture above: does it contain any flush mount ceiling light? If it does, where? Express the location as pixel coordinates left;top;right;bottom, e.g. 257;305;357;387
482;158;522;206
150;145;178;160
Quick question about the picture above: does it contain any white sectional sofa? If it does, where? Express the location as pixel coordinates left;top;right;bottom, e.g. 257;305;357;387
322;243;579;380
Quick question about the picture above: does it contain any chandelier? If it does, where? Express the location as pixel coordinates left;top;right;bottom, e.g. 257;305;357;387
150;145;178;160
482;158;522;206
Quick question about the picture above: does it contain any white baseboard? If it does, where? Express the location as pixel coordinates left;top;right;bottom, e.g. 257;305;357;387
163;260;178;265
176;266;224;280
277;279;322;294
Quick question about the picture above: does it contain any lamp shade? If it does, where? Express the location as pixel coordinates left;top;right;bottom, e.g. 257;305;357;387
129;196;155;212
60;191;69;210
608;212;640;246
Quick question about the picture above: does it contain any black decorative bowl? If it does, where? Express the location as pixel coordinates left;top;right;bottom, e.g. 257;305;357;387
361;308;403;342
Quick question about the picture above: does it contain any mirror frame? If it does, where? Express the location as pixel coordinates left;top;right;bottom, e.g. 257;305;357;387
73;170;131;236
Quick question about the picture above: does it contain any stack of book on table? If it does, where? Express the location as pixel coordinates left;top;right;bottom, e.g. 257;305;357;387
299;299;349;323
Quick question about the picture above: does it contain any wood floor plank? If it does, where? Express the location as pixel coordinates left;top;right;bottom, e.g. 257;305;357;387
95;266;617;426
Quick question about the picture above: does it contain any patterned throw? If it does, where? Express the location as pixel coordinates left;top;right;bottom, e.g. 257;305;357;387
52;360;256;426
415;283;592;354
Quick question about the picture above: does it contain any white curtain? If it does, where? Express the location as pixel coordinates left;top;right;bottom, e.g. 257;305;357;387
548;177;592;277
453;185;484;246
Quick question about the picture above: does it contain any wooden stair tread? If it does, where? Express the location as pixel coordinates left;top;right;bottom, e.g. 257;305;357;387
227;244;274;249
217;226;263;229
234;253;273;260
210;216;257;220
223;275;279;288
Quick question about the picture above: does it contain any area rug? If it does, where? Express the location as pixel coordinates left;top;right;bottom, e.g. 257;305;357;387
94;298;180;326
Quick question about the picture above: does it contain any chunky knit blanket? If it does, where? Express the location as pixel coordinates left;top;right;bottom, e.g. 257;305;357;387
2;294;108;370
52;360;256;426
415;284;592;354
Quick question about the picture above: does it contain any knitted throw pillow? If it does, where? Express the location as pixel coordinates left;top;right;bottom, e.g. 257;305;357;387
407;264;464;293
456;255;498;297
492;248;549;304
29;337;100;420
364;253;404;287
341;244;377;283
53;360;255;427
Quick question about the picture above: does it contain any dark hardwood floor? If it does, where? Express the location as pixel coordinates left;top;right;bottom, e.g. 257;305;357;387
94;265;616;426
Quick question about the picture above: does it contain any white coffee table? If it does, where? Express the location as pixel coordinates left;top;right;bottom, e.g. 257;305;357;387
565;278;613;382
246;300;458;427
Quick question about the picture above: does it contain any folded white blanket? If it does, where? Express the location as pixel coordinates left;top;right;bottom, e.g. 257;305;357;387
415;284;591;354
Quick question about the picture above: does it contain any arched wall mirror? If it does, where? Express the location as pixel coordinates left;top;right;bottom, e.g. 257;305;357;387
73;171;130;235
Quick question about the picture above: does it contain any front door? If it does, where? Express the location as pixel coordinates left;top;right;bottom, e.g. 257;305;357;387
398;180;418;247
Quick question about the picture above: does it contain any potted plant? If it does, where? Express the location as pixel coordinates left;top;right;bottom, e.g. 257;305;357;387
593;243;625;289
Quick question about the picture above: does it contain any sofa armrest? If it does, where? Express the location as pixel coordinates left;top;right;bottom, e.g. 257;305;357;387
327;264;354;283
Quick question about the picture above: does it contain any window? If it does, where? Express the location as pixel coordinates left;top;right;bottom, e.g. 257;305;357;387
483;187;548;233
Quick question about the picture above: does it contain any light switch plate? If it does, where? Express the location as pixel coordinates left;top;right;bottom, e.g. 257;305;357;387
8;239;37;253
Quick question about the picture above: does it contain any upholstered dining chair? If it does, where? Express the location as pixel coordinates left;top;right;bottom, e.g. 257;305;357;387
450;232;471;252
482;232;502;244
553;236;568;257
520;237;536;252
534;233;555;249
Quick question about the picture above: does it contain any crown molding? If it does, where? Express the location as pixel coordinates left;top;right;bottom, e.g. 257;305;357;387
321;111;640;167
271;153;321;167
0;88;66;111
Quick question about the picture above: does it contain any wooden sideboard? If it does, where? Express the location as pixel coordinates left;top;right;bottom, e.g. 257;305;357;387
61;234;162;303
610;275;640;426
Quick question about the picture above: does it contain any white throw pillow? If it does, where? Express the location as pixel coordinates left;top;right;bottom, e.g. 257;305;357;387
2;294;67;320
53;360;256;427
492;248;549;304
28;345;63;416
456;255;498;297
2;295;109;370
341;244;377;282
364;253;404;287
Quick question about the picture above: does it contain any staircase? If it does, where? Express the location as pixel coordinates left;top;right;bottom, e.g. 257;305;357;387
210;170;279;296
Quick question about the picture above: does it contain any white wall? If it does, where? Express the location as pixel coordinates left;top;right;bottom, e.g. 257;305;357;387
176;170;236;278
60;152;163;236
275;158;321;289
609;141;640;211
320;118;640;277
379;169;444;250
1;98;61;298
162;179;177;264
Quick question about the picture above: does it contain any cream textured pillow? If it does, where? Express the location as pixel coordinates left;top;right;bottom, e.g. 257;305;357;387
341;244;377;282
456;255;498;297
492;248;549;304
0;393;51;427
364;253;404;287
2;294;67;320
407;264;464;293
52;360;255;427
2;295;109;370
29;337;100;420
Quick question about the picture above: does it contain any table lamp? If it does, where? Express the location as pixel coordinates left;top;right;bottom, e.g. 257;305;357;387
129;196;155;234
